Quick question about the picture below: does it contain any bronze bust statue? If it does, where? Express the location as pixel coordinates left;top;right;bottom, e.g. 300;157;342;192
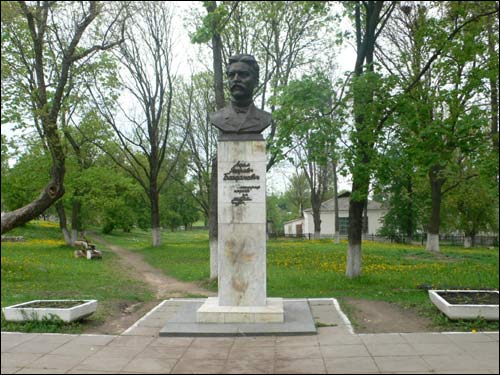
210;54;272;136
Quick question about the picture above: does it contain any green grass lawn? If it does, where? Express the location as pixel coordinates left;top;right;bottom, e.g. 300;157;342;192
98;227;499;332
2;222;498;333
1;221;154;333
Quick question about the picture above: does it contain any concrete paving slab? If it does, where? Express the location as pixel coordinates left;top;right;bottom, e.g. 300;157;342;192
320;344;371;358
401;332;455;344
121;357;177;373
70;355;132;372
365;342;418;356
171;358;226;373
274;357;326;374
28;353;85;371
275;345;322;360
159;299;317;337
1;298;498;374
222;358;275;374
15;368;67;374
373;355;432;373
324;356;379;374
1;352;43;368
227;346;275;361
421;353;493;373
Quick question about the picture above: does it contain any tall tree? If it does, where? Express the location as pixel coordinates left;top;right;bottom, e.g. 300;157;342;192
1;1;127;234
88;1;187;246
378;2;497;251
344;1;395;278
179;73;218;225
272;72;339;239
342;1;498;275
191;1;226;278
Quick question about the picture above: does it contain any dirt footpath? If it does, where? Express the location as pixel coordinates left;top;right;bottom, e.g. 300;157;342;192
84;235;215;335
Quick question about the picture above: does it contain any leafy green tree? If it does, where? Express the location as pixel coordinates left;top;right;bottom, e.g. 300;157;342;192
443;172;498;247
342;1;498;276
1;1;128;234
1;142;51;212
374;135;423;242
159;155;200;231
266;193;294;236
284;171;311;217
341;1;397;277
1;134;17;211
76;159;147;234
272;72;340;239
379;2;497;251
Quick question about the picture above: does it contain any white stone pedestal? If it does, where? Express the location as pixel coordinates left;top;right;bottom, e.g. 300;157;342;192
197;297;284;323
197;139;284;323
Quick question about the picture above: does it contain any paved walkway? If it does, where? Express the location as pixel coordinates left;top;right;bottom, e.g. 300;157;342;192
1;299;498;374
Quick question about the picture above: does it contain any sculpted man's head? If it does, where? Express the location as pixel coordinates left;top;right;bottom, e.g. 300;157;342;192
227;54;259;106
209;54;270;135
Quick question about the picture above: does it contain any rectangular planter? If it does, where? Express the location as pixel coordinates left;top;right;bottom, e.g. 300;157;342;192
429;290;498;320
2;299;97;322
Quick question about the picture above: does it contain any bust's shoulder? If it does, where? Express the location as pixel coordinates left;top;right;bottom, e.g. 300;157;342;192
209;106;236;132
254;107;272;124
209;107;227;122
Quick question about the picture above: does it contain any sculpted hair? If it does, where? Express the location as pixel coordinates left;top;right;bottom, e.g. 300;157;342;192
227;54;259;83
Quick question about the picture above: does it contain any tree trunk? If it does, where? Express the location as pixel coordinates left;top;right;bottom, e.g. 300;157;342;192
207;1;225;111
346;186;365;278
206;1;225;280
71;200;81;245
464;236;472;248
487;14;499;156
151;186;161;247
363;199;368;236
209;156;218;279
55;201;72;245
333;162;340;244
405;177;414;243
345;1;382;278
426;165;445;252
1;159;65;234
311;194;322;240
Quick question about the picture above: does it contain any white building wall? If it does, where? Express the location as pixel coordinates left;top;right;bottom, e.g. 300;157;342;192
319;212;335;236
303;212;312;234
368;210;385;234
300;209;386;236
284;218;304;235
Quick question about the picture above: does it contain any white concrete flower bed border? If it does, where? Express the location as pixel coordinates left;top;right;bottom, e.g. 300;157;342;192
429;290;498;320
2;299;97;322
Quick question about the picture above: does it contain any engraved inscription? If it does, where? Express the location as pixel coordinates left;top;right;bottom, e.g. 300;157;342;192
224;161;261;206
223;161;260;181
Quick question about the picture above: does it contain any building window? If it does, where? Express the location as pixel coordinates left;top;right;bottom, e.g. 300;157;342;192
339;217;349;235
338;217;368;235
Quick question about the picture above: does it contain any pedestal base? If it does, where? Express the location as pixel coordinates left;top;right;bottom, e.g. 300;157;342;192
196;297;284;323
159;299;317;336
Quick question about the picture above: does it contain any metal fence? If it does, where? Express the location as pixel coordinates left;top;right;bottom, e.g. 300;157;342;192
272;232;499;247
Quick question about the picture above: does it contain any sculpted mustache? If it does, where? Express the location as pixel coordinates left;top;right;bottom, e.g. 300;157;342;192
230;83;245;90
